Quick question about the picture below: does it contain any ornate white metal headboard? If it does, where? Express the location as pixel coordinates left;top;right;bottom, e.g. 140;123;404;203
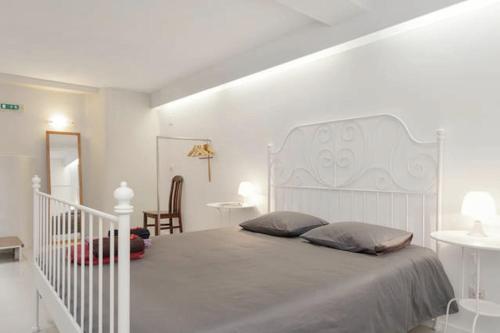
267;114;444;249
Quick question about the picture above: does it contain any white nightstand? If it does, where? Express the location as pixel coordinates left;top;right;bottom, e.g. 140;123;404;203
431;230;500;333
206;202;256;224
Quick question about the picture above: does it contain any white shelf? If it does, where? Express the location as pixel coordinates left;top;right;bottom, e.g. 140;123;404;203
431;230;500;251
459;299;500;317
206;202;255;209
206;201;256;224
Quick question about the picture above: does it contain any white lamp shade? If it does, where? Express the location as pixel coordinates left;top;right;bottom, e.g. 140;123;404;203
461;191;497;221
238;181;256;198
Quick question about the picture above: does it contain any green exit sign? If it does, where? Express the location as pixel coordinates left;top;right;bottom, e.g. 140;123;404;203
0;103;22;111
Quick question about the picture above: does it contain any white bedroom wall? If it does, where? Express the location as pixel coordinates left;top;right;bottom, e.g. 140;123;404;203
156;3;500;332
0;155;34;249
0;84;89;188
98;88;159;226
0;84;91;248
81;90;107;211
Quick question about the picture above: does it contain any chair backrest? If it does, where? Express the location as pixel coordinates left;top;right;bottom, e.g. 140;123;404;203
168;175;183;215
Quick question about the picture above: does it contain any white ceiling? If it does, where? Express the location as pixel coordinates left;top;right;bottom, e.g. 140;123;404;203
0;0;465;96
0;0;317;92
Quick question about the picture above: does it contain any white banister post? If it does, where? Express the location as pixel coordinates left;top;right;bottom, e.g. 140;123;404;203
114;181;134;333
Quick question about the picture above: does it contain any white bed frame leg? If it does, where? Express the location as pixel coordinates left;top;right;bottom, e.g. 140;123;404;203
114;182;134;333
32;291;41;332
431;318;438;331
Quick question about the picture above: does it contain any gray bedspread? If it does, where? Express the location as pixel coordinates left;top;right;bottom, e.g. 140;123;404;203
83;227;456;333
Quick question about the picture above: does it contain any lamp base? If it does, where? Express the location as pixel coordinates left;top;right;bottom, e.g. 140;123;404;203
468;220;488;237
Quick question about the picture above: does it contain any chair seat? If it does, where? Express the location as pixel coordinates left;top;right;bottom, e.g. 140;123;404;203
144;223;182;229
143;210;179;218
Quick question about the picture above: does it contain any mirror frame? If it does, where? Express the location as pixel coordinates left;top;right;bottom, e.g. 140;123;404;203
45;131;83;204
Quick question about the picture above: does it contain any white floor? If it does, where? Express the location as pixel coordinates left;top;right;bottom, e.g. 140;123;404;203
0;250;58;333
0;250;434;333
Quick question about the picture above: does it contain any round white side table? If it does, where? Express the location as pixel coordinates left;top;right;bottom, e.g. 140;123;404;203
206;202;256;224
431;230;500;333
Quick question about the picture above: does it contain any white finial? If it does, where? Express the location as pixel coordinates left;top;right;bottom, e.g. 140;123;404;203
436;129;445;140
32;175;41;191
114;181;134;214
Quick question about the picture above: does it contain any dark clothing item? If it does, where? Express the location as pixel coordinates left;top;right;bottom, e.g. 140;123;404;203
131;228;150;240
92;236;145;258
108;227;150;239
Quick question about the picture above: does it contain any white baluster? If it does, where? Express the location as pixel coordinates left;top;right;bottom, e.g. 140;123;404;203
80;211;86;327
73;209;78;318
46;197;49;275
67;206;72;310
56;202;61;295
53;200;56;287
44;197;48;274
109;222;115;333
41;196;45;272
38;196;42;265
89;214;94;332
49;199;53;285
62;204;66;304
99;217;103;333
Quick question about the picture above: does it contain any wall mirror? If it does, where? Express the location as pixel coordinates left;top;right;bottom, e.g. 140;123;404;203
46;131;83;204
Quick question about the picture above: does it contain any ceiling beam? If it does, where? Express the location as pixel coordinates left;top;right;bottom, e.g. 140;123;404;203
0;72;98;94
275;0;369;26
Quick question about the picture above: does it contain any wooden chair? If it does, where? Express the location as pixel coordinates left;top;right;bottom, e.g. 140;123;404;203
143;175;184;236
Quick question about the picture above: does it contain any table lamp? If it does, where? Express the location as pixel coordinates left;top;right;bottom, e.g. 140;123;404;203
238;181;256;204
461;191;496;237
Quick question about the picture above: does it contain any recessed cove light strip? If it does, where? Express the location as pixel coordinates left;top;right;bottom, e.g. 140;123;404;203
160;0;500;109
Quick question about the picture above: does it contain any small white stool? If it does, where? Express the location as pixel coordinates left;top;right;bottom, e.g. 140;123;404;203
0;236;24;260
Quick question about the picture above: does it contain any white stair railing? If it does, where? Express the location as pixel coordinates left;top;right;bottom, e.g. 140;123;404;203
32;175;133;333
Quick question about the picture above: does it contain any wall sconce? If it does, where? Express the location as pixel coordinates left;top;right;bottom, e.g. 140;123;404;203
48;115;74;131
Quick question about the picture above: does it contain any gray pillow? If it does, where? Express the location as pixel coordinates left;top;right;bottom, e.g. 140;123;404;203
240;211;328;237
301;222;413;255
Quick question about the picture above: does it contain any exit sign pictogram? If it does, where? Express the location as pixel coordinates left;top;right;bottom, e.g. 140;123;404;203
0;103;22;111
